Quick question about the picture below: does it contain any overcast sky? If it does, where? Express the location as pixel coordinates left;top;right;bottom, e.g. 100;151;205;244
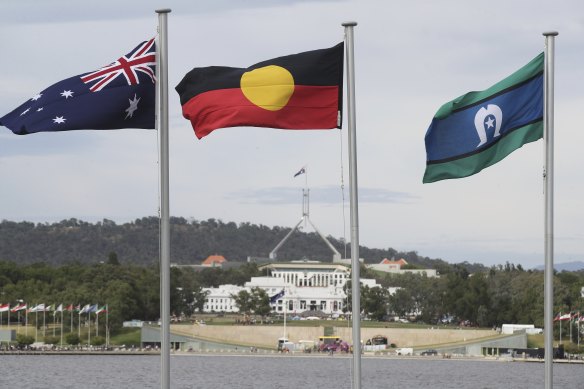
1;0;583;269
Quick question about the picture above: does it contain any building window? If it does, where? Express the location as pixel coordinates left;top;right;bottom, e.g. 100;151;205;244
300;300;306;309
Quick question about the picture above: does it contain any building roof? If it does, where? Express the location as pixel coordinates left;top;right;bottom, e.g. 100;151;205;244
380;258;408;266
202;255;227;266
259;262;349;272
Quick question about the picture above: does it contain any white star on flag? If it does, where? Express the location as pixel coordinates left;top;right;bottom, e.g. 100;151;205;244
53;116;66;124
60;90;74;99
125;94;140;119
31;93;42;101
20;108;30;116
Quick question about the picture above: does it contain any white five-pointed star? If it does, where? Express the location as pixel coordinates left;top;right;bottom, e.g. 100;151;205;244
31;93;42;101
53;116;66;124
125;94;141;119
485;117;495;129
61;90;74;99
20;108;30;116
37;107;43;112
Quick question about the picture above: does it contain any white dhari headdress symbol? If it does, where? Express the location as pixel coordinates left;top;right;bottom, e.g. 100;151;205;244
474;104;502;148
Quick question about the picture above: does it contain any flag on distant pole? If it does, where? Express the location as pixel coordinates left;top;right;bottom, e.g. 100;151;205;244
96;306;108;315
293;167;306;178
10;303;26;312
0;304;9;328
0;40;156;134
423;53;544;183
270;289;285;303
95;305;107;337
176;43;344;139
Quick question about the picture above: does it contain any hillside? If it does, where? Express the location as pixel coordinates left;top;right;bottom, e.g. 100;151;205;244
0;217;464;272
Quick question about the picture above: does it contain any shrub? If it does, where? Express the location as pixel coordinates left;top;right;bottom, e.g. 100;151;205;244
16;334;35;347
91;336;106;346
65;333;80;345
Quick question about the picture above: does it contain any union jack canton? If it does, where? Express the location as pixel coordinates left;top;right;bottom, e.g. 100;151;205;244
0;39;156;135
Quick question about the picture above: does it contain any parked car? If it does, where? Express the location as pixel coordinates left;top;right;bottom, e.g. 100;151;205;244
421;349;438;356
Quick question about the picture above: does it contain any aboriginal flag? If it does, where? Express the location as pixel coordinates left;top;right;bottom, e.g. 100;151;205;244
176;43;344;139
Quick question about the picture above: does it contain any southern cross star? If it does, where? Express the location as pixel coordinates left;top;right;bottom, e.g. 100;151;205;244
53;116;66;124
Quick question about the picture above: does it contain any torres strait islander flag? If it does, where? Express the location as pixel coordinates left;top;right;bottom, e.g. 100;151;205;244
423;53;544;183
176;43;344;139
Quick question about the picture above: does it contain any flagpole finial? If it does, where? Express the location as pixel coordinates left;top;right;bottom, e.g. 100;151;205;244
342;21;357;27
543;31;558;36
156;8;171;14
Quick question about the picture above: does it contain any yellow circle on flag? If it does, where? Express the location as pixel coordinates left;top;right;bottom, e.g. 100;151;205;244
240;65;294;111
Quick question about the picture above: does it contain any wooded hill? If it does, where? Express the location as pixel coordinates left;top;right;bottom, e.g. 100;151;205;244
0;217;475;273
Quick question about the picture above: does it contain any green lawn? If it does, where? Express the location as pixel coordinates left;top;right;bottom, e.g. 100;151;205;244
109;328;141;346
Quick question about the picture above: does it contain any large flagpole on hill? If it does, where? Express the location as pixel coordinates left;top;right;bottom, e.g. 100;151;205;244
342;21;362;389
543;30;558;389
156;8;171;389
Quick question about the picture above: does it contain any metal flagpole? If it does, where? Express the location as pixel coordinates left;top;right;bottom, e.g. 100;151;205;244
106;304;109;348
342;21;361;389
156;8;171;389
543;30;558;389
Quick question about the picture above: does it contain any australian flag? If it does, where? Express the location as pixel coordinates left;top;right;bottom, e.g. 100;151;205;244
293;167;305;178
270;289;285;303
0;39;156;135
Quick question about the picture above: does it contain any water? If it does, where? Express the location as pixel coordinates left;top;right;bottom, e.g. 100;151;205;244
1;354;582;388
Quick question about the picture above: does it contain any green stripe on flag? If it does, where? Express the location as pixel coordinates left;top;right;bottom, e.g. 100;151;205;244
434;53;544;120
423;121;543;183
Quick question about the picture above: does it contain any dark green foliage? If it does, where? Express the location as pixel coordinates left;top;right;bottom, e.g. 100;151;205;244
65;333;80;345
44;336;59;345
91;336;106;346
16;334;35;346
0;218;467;269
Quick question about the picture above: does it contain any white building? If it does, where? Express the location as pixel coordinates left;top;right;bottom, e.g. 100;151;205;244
201;261;383;316
367;258;439;278
203;284;242;313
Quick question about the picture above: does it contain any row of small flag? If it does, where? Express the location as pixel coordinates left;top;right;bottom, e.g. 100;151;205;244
0;303;107;315
554;311;584;322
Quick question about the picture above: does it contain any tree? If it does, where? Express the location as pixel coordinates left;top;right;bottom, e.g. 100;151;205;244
65;333;80;345
232;290;254;315
232;288;271;322
362;286;389;321
389;288;415;318
107;252;120;266
16;334;34;347
250;287;271;321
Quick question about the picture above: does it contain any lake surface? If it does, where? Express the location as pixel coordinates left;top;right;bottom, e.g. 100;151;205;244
1;354;582;388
